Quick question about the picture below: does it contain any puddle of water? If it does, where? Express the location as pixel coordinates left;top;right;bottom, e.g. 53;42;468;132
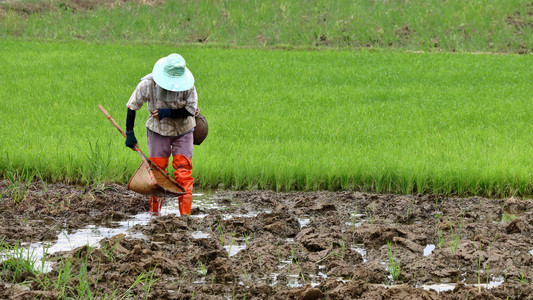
6;191;223;273
192;231;210;239
287;275;303;288
423;244;435;257
345;213;366;228
351;244;367;263
420;283;455;292
420;277;504;293
190;214;208;219
298;217;311;228
224;244;246;257
223;213;260;220
9;212;152;272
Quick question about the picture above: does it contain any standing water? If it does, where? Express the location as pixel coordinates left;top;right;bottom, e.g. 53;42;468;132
4;192;220;272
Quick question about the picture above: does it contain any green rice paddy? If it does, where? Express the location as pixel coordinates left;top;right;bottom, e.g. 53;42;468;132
1;38;531;196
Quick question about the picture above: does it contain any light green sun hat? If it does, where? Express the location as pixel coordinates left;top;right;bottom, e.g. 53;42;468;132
152;53;195;92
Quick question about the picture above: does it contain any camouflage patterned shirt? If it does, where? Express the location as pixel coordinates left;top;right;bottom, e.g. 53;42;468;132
126;74;197;136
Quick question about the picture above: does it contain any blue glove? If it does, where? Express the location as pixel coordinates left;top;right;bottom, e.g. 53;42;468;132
157;109;171;121
125;131;137;149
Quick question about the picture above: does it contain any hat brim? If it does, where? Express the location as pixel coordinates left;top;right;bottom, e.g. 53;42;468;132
152;58;195;92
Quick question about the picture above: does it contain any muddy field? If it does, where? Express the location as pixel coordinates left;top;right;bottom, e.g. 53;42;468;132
0;180;532;299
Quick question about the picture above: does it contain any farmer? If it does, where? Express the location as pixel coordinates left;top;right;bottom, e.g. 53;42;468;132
124;53;197;216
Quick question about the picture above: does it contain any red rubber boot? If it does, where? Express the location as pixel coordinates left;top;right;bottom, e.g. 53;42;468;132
173;155;194;216
149;157;168;216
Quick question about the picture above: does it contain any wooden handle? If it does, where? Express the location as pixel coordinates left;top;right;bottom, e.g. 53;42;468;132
98;104;127;138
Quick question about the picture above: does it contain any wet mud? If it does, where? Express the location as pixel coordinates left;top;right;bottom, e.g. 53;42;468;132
1;181;532;299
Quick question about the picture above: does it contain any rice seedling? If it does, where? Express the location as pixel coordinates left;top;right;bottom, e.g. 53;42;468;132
197;260;207;276
411;260;419;288
316;243;339;264
477;256;482;293
501;212;518;223
404;205;413;223
75;255;94;299
450;214;464;255
295;258;306;285
228;229;237;254
3;163;36;205
339;238;346;260
217;212;225;246
449;223;461;255
117;269;153;300
350;206;359;238
485;263;490;285
142;265;159;299
436;227;446;248
288;248;296;270
50;256;74;297
101;236;124;262
243;232;250;245
0;240;40;283
512;272;529;285
365;208;375;231
387;242;401;283
242;268;248;282
288;248;307;284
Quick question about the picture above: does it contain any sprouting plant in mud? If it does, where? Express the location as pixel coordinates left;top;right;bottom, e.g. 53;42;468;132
243;232;250;245
0;239;40;283
316;242;340;264
142;265;159;299
33;249;150;299
411;260;419;288
197;260;207;276
293;258;306;284
449;220;463;255
339;237;346;259
387;242;401;283
242;268;248;282
404;205;412;223
512;272;529;285
437;228;446;248
365;207;375;231
433;213;446;248
228;229;237;254
501;212;517;222
350;207;359;238
288;248;296;273
287;248;306;283
101;236;124;261
476;255;482;293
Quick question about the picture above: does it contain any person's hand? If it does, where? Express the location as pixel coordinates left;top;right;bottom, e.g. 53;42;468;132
152;109;170;121
125;131;137;149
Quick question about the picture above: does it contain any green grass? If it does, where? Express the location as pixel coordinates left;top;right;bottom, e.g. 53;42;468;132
0;38;532;196
0;0;532;53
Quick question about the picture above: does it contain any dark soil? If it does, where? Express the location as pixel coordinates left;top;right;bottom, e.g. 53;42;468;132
1;181;532;299
0;0;163;16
